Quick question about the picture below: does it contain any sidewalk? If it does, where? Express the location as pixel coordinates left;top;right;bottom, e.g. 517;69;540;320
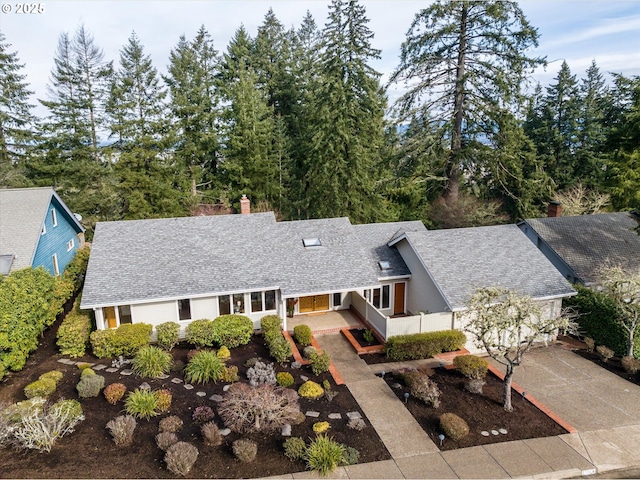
272;334;640;479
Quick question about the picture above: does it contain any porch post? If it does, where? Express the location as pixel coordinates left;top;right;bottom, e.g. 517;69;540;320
95;307;105;330
282;296;288;332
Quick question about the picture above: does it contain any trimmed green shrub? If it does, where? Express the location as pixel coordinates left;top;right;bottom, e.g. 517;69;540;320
439;412;469;440
276;371;295;387
453;355;488;379
76;374;105;398
309;351;331;375
342;446;360;466
57;311;91;358
63;245;91;291
220;365;239;382
217;345;231;359
293;324;312;346
165;442;199;476
313;421;330;433
269;335;293;364
125;389;159;420
104;383;127;405
260;315;282;339
80;367;96;378
156;389;172;413
303;346;317;359
185;319;214;347
184;350;224;384
298;380;324;399
283;437;306;461
24;378;57;399
211;314;253;348
155;322;180;351
39;370;64;384
233;438;257;462
131;346;173;378
305;434;345;476
90;323;152;358
384;330;467;360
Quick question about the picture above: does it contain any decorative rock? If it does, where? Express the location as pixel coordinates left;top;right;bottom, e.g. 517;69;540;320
76;362;95;367
120;369;133;376
328;413;341;420
281;424;292;436
300;375;309;382
391;383;402;389
481;431;490;437
499;428;508;435
139;382;151;390
305;411;320;418
491;430;499;436
57;359;72;364
196;391;207;397
346;411;362;420
105;367;119;373
223;384;231;392
210;394;223;402
184;384;194;390
156;374;169;379
220;428;231;436
93;364;107;371
171;378;183;384
291;361;302;369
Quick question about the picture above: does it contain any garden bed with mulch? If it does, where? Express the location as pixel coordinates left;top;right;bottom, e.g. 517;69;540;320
383;366;568;451
574;350;640;387
0;321;390;479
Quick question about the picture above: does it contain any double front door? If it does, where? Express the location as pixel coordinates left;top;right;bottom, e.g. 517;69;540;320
299;294;330;313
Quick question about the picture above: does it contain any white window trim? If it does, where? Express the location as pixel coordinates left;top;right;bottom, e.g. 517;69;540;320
52;253;59;276
51;208;58;227
41;224;46;235
251;291;264;313
382;284;390;309
67;239;75;251
177;298;192;321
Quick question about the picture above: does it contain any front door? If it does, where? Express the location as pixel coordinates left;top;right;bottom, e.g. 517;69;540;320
104;306;117;329
393;283;405;315
299;294;330;313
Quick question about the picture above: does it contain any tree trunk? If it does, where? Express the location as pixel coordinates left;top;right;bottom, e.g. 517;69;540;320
503;364;514;412
628;327;635;358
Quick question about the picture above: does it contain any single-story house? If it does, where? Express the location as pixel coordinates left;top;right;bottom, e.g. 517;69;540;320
0;187;85;276
518;211;640;286
81;199;575;347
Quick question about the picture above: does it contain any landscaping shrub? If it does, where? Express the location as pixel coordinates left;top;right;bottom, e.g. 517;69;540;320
24;378;57;399
50;399;83;421
185;319;214;347
63;245;90;292
192;405;215;424
103;383;127;405
347;417;366;431
384;330;466;360
201;422;223;447
276;371;295;387
298;380;324;399
220;365;239;382
155;322;180;351
80;367;95;378
342;446;360;466
247;360;276;386
233;438;257;462
268;335;293;363
453;355;488;379
218;383;301;433
293;324;312;346
165;442;199;476
309;351;331;375
184;350;224;384
56;311;91;358
260;315;282;341
159;415;183;433
217;346;231;359
622;356;640;375
90;323;152;358
303;346;317;359
39;370;64;384
76;373;105;398
156;389;172;413
401;369;441;407
106;415;137;447
313;421;330;433
322;380;338;402
305;434;345;476
584;337;595;353
597;345;614;362
131;346;173;378
125;389;159;420
156;431;179;451
439;412;469;440
210;314;253;348
283;437;306;461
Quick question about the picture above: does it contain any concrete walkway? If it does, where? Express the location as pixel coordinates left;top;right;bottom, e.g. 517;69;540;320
272;334;640;479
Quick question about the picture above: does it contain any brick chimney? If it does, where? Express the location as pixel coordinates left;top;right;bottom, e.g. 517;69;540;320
547;201;562;218
240;194;251;215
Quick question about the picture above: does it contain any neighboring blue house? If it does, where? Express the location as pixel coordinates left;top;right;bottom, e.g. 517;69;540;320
0;187;85;276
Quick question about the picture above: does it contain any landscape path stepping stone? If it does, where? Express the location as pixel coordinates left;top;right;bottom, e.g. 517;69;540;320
328;413;342;420
171;378;183;384
281;424;291;436
223;385;231;392
300;375;309;382
93;364;107;371
499;428;508;435
184;384;194;390
481;431;490;436
57;359;73;364
105;367;119;373
346;411;362;420
156;374;169;379
196;391;206;397
139;382;151;390
220;428;231;436
491;430;499;436
305;411;320;418
120;369;133;376
210;394;223;402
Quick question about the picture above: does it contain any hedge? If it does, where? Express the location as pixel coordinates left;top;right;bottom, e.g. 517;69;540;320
90;323;152;358
211;315;253;348
57;310;92;358
384;329;467;361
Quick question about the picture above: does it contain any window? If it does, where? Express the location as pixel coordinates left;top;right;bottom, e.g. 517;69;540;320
302;238;322;247
219;295;231;315
66;239;75;251
41;224;46;235
333;292;342;307
233;293;245;313
51;209;57;227
378;260;391;270
382;285;390;309
372;288;381;308
251;292;263;312
118;305;132;324
52;254;59;276
265;290;276;311
178;299;191;321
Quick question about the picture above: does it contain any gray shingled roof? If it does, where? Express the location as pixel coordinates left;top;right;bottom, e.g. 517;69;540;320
524;212;640;285
82;214;419;308
352;221;427;279
393;224;576;311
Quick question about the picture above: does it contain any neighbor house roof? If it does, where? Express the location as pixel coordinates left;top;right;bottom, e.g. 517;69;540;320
81;213;419;308
0;187;84;272
521;212;640;285
389;224;576;311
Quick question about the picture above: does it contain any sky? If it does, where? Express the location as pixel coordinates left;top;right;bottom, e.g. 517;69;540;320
1;0;639;118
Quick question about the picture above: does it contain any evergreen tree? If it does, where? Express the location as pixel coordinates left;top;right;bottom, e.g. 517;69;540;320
302;0;387;222
0;33;35;187
389;0;544;205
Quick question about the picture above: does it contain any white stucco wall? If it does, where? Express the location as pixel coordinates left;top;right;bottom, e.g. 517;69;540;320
191;297;218;320
131;300;178;326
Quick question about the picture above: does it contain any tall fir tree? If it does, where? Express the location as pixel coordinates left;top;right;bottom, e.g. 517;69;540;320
301;0;387;222
0;33;35;187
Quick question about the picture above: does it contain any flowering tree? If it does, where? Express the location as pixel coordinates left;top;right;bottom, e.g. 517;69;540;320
464;287;575;412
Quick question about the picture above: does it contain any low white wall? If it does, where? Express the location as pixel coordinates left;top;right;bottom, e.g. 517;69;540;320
131;300;177;326
386;312;453;337
191;297;218;320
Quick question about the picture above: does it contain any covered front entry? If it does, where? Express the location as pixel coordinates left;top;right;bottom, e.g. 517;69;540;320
299;294;330;313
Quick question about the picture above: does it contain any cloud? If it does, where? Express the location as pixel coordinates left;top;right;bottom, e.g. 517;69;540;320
545;14;640;48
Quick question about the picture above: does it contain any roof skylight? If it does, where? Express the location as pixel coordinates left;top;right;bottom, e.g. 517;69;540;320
379;260;391;270
302;238;322;248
